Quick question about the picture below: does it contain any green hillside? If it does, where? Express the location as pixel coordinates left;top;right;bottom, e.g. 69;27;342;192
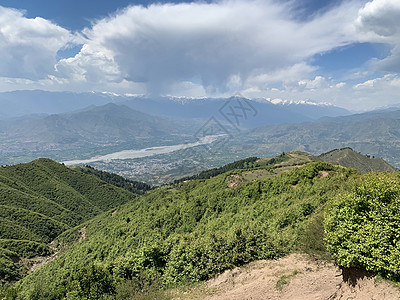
0;159;137;282
76;165;152;194
318;147;397;173
12;160;359;299
2;152;400;299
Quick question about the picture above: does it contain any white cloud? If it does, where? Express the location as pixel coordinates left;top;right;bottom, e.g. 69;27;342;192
246;63;317;90
55;44;121;83
356;0;400;72
58;0;362;95
241;73;400;111
336;82;347;88
353;74;400;89
356;0;400;38
299;76;330;90
163;81;207;98
0;6;74;80
2;0;400;110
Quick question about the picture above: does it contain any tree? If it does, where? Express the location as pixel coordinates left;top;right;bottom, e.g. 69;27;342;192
324;172;400;280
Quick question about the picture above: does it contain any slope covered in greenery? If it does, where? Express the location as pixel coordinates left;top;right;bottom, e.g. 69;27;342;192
174;156;259;183
12;161;359;299
77;165;152;194
0;159;137;282
2;152;400;299
318;147;397;173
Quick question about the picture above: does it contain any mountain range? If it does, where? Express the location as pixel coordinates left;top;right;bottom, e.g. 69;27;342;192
122;95;351;128
228;108;400;168
0;103;186;155
2;90;400;179
0;91;353;166
0;90;350;125
0;90;119;120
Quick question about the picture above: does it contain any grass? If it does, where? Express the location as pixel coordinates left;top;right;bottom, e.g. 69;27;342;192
275;270;300;291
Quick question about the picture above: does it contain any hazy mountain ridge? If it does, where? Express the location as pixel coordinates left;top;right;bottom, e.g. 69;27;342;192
0;103;183;153
0;91;351;167
123;95;350;128
0;90;350;124
0;90;121;120
230;109;400;168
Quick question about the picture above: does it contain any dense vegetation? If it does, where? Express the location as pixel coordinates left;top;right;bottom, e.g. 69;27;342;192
0;159;138;282
174;157;259;183
8;161;358;299
2;151;400;299
325;172;400;280
78;165;152;194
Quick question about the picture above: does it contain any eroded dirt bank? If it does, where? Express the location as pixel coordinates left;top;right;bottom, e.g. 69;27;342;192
172;253;400;300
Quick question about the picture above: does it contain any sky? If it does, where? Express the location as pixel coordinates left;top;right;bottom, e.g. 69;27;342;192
0;0;399;110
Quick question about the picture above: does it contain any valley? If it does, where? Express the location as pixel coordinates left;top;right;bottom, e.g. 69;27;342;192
1;149;400;299
2;1;400;299
1;92;400;299
62;134;225;165
2;93;400;187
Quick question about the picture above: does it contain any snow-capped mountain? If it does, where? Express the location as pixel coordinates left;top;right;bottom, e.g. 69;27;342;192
0;90;350;128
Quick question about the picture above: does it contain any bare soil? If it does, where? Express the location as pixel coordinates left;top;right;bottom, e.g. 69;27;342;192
172;253;400;300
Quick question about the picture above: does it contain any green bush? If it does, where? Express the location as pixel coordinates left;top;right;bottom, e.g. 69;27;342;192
324;172;400;280
0;283;18;300
0;249;27;282
0;240;51;258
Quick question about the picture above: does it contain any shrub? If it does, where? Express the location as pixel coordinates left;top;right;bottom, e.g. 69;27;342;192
324;172;400;280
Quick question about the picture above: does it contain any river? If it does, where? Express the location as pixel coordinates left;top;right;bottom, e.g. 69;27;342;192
62;134;223;165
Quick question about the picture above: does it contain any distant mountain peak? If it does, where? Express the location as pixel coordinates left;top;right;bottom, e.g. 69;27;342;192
232;92;246;98
100;91;121;97
263;97;332;107
124;93;145;98
163;95;209;102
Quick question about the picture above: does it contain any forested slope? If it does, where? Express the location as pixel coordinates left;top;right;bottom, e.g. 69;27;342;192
2;153;400;300
14;161;358;299
0;159;137;281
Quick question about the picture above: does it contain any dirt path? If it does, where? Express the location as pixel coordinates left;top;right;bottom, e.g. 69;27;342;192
26;227;86;273
172;253;400;300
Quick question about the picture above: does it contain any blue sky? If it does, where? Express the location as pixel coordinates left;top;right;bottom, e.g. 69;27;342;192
0;0;399;110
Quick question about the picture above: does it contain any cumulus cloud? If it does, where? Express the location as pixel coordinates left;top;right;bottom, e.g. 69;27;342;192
0;6;75;80
55;44;121;83
2;0;400;110
246;63;317;90
58;0;362;95
356;0;400;38
356;0;400;72
353;74;400;90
